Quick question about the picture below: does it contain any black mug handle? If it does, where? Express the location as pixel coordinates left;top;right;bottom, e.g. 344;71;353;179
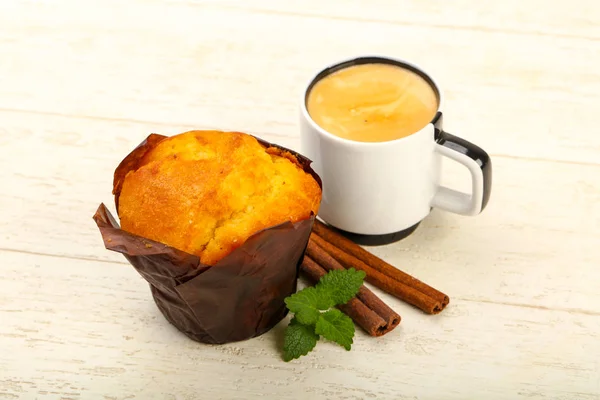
431;129;492;216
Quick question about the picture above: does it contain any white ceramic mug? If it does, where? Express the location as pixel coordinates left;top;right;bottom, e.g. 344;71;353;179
299;56;492;244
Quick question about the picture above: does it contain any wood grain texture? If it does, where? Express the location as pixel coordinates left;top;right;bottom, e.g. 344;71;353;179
1;0;599;399
2;251;599;400
1;0;599;164
197;0;600;40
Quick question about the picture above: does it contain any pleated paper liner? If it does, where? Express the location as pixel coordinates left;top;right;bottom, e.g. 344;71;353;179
94;132;322;344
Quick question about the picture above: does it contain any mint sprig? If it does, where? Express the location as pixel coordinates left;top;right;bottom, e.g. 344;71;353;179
282;268;366;361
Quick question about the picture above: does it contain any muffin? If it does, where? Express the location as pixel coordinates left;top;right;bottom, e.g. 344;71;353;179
95;130;322;344
116;130;321;265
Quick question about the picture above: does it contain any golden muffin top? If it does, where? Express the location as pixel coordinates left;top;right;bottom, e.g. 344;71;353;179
117;130;321;265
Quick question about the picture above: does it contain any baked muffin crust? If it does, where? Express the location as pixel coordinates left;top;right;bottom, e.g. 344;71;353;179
118;130;321;265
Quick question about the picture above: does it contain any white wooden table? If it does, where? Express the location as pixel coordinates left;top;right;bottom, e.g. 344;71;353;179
2;1;599;399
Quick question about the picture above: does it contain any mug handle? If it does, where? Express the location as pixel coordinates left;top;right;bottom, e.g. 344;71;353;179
431;131;492;216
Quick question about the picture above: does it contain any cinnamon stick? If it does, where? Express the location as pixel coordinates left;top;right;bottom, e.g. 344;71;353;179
300;256;400;337
313;220;449;308
310;233;448;314
306;240;401;330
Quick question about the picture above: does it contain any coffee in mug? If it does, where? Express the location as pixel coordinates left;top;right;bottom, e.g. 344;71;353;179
306;63;438;143
299;56;492;244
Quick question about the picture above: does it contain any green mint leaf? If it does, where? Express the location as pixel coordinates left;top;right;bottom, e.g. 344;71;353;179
316;268;366;306
294;307;320;325
281;269;364;361
313;289;335;310
284;286;333;325
283;318;319;362
315;309;355;351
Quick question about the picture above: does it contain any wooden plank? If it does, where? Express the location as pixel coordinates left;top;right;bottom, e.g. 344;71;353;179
1;250;598;400
0;1;599;163
1;111;599;314
194;0;600;40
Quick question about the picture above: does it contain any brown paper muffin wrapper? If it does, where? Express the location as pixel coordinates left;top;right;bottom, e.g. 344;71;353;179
93;133;321;344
